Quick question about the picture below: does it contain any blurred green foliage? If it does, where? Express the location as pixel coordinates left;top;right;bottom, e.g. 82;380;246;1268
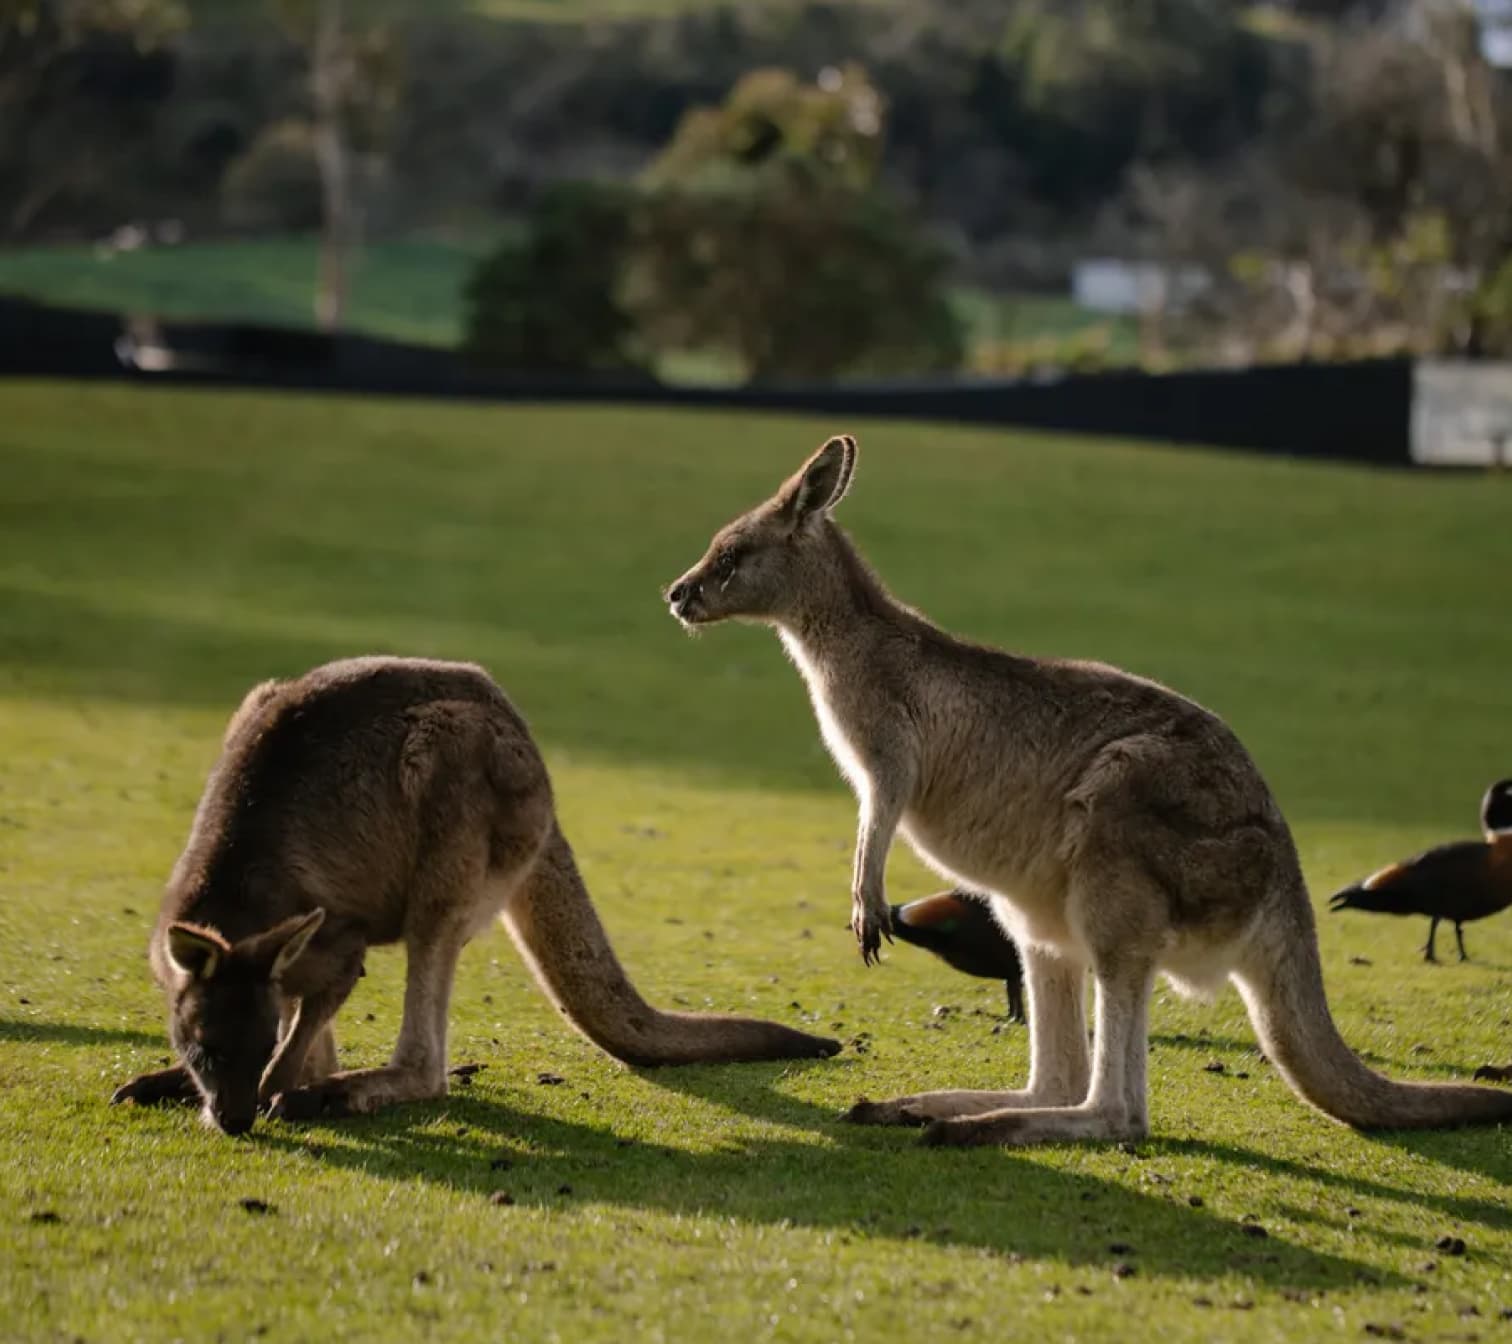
463;182;644;375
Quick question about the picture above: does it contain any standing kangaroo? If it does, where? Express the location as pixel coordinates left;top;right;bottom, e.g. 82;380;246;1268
111;657;838;1135
665;434;1512;1145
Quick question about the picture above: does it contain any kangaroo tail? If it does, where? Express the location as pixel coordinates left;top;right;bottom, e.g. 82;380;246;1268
1234;877;1512;1129
500;826;839;1066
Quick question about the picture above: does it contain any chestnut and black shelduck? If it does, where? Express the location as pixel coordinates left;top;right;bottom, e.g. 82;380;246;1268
1328;779;1512;963
888;889;1026;1022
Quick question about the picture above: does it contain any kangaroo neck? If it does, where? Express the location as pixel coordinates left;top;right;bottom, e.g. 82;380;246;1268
773;526;909;680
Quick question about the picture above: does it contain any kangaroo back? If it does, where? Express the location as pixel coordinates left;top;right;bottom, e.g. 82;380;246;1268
1234;877;1512;1128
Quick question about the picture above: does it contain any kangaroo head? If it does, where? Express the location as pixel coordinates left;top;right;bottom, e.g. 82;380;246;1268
165;909;324;1135
665;434;857;628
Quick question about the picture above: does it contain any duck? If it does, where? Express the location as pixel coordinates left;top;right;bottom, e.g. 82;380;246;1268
888;889;1026;1022
1328;779;1512;963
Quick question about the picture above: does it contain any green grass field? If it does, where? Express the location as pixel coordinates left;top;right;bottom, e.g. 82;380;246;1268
1;383;1509;1342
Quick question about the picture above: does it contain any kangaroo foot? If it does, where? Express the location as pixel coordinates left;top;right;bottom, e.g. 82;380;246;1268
111;1065;199;1108
845;1088;1051;1127
1473;1063;1512;1084
266;1080;355;1123
920;1104;1144;1148
267;1065;446;1123
842;1096;930;1127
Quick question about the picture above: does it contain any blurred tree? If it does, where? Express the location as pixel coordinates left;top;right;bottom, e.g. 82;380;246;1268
643;65;885;193
219;118;323;231
462;183;643;376
1122;1;1512;363
0;0;184;237
268;0;403;330
631;67;963;382
998;0;1272;210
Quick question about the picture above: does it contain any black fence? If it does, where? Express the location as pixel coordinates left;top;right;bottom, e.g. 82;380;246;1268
0;293;1413;467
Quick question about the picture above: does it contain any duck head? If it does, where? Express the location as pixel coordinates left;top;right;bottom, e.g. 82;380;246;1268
1481;779;1512;838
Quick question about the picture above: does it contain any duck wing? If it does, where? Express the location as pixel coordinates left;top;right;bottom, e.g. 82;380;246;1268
1327;841;1489;917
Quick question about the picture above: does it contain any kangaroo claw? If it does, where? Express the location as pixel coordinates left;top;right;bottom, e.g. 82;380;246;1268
851;901;892;966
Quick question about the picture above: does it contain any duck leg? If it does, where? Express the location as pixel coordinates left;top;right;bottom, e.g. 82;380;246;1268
1454;922;1469;963
1423;916;1440;963
1005;977;1027;1024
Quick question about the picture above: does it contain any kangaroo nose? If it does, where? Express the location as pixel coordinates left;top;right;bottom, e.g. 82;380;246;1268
216;1109;255;1137
668;579;689;606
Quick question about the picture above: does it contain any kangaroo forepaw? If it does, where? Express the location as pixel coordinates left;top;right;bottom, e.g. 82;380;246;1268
842;1097;930;1127
850;901;892;967
266;1081;354;1123
111;1066;198;1108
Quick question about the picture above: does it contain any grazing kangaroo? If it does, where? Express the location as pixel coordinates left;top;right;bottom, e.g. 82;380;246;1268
111;657;838;1135
665;434;1512;1145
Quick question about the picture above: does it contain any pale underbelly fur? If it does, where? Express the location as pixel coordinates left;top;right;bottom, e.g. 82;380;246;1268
898;812;1248;1003
800;660;1246;1001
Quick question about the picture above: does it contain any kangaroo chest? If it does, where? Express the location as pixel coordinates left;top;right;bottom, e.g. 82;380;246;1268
778;631;873;796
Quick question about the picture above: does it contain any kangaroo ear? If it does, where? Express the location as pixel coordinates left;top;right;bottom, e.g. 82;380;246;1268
242;908;326;981
166;923;230;981
778;434;856;523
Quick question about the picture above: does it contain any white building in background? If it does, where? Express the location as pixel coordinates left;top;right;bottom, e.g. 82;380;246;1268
1071;259;1210;316
1411;361;1512;466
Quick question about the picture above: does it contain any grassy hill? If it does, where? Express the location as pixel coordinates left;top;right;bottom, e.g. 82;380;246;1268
1;383;1508;1342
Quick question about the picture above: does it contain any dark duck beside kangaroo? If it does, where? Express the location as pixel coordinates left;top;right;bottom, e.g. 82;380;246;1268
888;889;1027;1023
1328;779;1512;963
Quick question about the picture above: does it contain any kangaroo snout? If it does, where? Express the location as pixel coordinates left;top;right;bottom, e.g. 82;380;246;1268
665;575;705;623
209;1101;257;1136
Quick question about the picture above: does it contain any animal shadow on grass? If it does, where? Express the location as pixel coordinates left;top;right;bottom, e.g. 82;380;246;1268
0;1017;160;1049
246;1062;1398;1293
1371;1128;1512;1190
638;1046;1512;1239
1162;1139;1512;1245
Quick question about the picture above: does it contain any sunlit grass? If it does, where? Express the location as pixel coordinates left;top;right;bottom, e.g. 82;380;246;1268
1;383;1508;1342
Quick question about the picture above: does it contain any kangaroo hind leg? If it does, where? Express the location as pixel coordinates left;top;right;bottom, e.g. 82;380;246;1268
268;854;484;1123
269;919;469;1122
921;871;1159;1147
924;955;1154;1146
844;945;1089;1126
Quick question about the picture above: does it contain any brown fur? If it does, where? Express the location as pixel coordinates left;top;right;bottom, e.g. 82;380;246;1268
666;434;1512;1145
112;657;838;1134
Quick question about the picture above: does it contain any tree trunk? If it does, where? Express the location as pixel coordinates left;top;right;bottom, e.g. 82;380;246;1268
311;0;351;332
